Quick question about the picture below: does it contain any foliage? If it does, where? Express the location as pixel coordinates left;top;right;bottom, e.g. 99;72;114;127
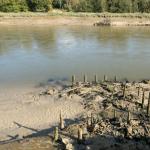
28;0;52;12
0;0;28;12
52;0;150;13
0;0;52;12
0;0;150;13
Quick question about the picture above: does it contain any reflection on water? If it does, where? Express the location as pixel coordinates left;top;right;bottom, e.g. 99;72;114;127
0;26;150;87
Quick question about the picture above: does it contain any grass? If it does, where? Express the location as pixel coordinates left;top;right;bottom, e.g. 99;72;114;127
0;11;150;18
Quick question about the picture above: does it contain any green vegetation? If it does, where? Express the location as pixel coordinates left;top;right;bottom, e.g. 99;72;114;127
52;0;150;13
0;0;28;12
0;0;52;12
0;0;150;13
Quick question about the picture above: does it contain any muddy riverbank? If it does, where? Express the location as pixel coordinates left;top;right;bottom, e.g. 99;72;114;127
0;12;150;26
0;78;150;149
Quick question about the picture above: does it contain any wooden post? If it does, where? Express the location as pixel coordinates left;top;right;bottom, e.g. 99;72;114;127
147;92;150;116
78;127;83;142
114;76;117;82
123;84;126;98
111;87;115;99
84;74;87;83
53;127;59;142
72;75;75;86
127;111;131;124
104;75;107;82
60;111;64;130
114;109;116;119
137;86;140;97
91;113;93;126
94;74;98;84
87;116;91;126
142;89;145;108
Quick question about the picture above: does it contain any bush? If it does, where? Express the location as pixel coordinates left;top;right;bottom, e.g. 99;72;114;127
0;0;28;12
27;0;52;12
52;0;150;13
0;0;52;12
0;0;150;13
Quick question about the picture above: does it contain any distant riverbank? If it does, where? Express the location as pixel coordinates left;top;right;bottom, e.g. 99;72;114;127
0;12;150;26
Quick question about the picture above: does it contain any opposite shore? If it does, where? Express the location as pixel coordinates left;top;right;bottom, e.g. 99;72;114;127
0;12;150;26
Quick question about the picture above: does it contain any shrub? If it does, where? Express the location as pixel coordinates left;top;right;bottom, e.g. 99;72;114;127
0;0;28;12
27;0;52;12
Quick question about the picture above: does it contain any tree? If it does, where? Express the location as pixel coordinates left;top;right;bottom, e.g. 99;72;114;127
0;0;28;12
27;0;52;12
52;0;63;9
101;0;108;12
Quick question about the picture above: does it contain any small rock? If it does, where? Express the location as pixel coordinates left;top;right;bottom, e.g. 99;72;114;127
94;95;104;102
47;88;57;95
61;138;73;150
66;143;73;150
93;124;99;131
128;126;132;134
129;120;139;126
126;126;132;137
100;122;106;128
82;126;88;135
142;80;150;84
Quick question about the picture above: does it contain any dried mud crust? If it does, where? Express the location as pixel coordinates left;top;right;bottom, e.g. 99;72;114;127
53;80;150;150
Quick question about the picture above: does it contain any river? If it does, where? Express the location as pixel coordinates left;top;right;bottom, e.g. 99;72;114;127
0;26;150;87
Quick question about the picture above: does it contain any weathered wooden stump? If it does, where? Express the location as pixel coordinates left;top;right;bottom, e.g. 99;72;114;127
114;109;117;119
60;111;64;130
72;75;75;86
142;89;145;108
147;92;150;116
84;74;87;83
53;127;59;142
114;76;117;82
137;86;141;97
127;111;131;124
78;126;83;143
94;74;98;84
91;113;94;126
123;83;126;98
104;75;107;82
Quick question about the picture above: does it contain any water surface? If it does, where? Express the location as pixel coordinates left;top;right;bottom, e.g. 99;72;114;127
0;26;150;87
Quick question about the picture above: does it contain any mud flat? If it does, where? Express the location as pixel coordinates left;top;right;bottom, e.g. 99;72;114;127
0;12;150;26
0;77;150;149
0;81;84;149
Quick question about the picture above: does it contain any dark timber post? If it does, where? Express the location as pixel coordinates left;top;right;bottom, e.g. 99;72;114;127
78;126;83;143
72;75;75;86
84;74;87;83
94;74;98;84
104;75;107;82
114;76;117;82
53;127;59;142
127;111;131;124
147;92;150;116
137;86;140;97
60;111;64;130
114;109;116;119
123;83;126;98
142;89;145;108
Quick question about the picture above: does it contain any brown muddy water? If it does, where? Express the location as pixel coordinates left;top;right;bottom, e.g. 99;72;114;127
0;26;150;87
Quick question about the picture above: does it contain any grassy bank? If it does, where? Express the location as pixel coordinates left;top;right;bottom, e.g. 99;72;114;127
0;11;150;18
0;11;150;26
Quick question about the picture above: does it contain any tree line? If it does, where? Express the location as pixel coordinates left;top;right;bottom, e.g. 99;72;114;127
0;0;150;13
